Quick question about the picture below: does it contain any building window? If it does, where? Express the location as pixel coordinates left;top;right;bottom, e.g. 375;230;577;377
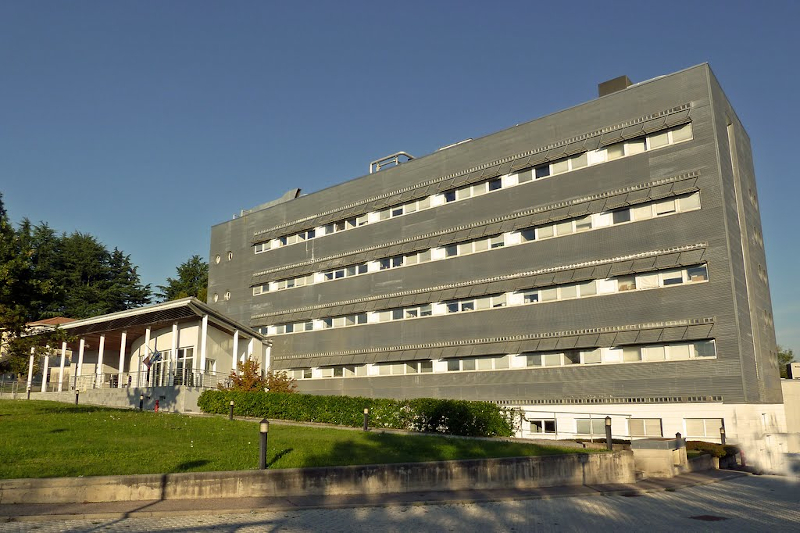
324;263;368;281
379;255;404;270
530;419;557;434
685;418;724;438
629;418;662;437
517;168;533;183
693;340;716;358
576;418;606;436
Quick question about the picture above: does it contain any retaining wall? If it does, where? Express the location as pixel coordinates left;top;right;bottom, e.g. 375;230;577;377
0;452;634;504
0;387;203;413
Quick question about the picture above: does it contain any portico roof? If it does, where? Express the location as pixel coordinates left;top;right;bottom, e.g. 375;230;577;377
55;298;268;350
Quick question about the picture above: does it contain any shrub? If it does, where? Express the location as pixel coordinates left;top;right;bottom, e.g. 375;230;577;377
217;361;298;393
686;440;739;458
197;390;513;437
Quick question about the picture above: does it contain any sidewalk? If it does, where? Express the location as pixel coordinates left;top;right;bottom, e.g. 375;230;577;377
0;469;746;523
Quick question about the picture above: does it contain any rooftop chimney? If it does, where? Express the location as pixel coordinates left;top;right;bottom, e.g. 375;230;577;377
598;75;632;97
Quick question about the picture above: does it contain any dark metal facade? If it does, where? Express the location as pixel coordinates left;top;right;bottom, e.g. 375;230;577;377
208;64;781;405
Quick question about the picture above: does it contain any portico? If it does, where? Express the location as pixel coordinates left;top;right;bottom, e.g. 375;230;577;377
29;297;269;393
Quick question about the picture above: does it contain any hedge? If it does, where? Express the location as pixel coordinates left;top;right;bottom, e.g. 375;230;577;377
197;390;514;437
686;440;740;459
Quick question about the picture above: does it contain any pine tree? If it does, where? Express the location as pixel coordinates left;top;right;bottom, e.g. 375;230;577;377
157;255;208;302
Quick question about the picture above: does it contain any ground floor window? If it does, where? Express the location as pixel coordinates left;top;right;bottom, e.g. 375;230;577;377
530;419;557;434
685;418;724;438
629;418;663;437
576;418;606;437
174;348;195;386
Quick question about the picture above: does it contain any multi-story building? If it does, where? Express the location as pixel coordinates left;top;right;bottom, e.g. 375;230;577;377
208;64;785;443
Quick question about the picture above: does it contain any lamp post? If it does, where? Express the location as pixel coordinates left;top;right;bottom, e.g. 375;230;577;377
75;390;79;405
26;387;31;400
363;407;370;431
604;416;612;451
259;418;269;470
720;427;726;445
229;400;235;421
139;393;144;410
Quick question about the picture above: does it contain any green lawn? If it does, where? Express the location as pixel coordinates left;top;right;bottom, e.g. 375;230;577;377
0;400;593;479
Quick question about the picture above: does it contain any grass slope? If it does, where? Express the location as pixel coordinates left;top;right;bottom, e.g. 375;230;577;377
0;400;591;479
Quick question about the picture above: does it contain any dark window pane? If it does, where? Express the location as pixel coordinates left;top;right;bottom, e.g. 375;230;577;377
612;209;631;224
535;165;550;179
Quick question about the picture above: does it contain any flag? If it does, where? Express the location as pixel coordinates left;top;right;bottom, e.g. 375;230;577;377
143;356;151;368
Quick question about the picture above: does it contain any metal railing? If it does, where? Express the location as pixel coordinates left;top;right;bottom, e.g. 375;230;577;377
1;370;233;393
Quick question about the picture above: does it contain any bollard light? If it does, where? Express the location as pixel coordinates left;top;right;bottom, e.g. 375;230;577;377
27;387;31;400
604;416;613;451
259;418;269;470
75;390;80;405
363;407;370;432
720;426;726;445
229;400;235;421
139;393;144;411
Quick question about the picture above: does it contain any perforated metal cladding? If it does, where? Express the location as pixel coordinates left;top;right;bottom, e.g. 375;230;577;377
207;65;780;405
249;110;692;245
250;173;700;285
252;247;707;326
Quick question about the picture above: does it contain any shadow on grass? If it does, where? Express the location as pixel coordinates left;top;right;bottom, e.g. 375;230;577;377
268;448;294;468
283;430;584;470
175;459;211;472
49;428;67;433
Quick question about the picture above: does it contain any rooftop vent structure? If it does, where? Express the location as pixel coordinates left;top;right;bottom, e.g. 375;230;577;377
598;75;633;97
369;151;414;174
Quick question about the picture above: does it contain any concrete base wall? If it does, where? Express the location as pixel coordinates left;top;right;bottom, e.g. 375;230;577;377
688;454;719;472
0;452;635;504
0;387;203;413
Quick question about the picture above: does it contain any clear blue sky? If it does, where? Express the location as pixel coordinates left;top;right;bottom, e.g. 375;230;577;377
1;1;798;353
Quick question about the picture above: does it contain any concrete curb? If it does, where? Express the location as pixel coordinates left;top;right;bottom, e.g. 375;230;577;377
0;453;635;505
1;470;747;523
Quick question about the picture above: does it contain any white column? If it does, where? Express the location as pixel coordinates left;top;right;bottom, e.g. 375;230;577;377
41;348;50;393
74;338;85;391
58;342;67;392
247;338;254;363
95;334;105;389
170;323;178;386
231;330;239;375
264;342;271;372
139;327;151;388
26;347;35;391
200;315;208;373
117;331;127;388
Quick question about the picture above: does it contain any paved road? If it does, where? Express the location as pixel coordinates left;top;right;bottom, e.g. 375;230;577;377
2;474;799;532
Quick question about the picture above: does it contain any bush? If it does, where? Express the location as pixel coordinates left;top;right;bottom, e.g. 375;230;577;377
686;440;739;459
197;390;513;437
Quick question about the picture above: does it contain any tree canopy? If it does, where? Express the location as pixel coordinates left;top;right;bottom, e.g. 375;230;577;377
779;345;795;378
0;192;151;377
157;255;208;302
